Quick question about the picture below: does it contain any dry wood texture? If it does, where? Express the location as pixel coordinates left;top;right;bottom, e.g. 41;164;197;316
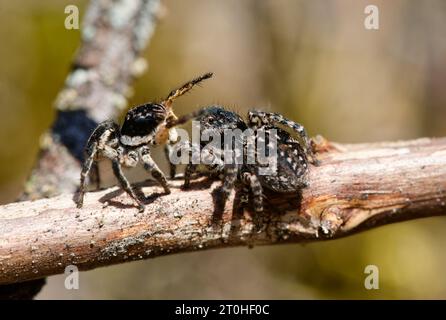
1;136;445;285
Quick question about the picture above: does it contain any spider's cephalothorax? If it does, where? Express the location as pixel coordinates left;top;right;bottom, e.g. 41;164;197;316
181;106;319;213
75;72;213;211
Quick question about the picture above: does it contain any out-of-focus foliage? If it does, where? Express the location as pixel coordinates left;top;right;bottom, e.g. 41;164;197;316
0;0;445;299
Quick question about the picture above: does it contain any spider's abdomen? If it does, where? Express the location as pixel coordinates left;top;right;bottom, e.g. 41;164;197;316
255;129;309;193
257;146;308;192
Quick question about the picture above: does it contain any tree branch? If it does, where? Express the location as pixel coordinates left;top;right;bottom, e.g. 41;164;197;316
1;136;445;285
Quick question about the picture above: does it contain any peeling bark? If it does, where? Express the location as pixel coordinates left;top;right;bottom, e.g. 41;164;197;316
1;137;445;285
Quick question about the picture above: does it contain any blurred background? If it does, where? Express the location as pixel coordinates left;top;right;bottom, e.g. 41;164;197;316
1;0;445;299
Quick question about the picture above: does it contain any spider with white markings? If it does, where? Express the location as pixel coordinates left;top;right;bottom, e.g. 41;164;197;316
75;73;213;211
178;106;319;213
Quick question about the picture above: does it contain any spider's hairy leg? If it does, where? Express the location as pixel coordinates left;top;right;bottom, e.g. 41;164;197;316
248;111;319;165
76;120;120;208
112;160;145;212
163;73;213;108
242;172;263;213
183;163;198;189
140;146;170;195
90;162;101;190
182;141;206;188
76;143;97;208
218;164;238;208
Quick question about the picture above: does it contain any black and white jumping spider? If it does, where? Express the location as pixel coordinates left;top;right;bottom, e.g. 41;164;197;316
75;73;213;211
179;106;319;213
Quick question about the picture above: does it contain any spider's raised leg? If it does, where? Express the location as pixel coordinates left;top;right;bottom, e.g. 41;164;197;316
111;160;145;212
162;73;213;109
248;111;319;165
76;120;120;208
242;172;263;213
140;146;170;195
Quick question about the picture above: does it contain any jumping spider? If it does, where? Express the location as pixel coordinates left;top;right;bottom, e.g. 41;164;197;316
75;73;213;211
179;106;319;213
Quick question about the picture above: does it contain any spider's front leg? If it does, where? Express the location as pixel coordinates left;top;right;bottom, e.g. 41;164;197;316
216;164;238;209
111;160;145;212
242;172;264;213
76;120;119;209
140;146;171;195
76;142;97;208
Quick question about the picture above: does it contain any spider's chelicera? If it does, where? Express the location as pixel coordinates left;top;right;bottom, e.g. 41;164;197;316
75;73;213;211
177;106;319;213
